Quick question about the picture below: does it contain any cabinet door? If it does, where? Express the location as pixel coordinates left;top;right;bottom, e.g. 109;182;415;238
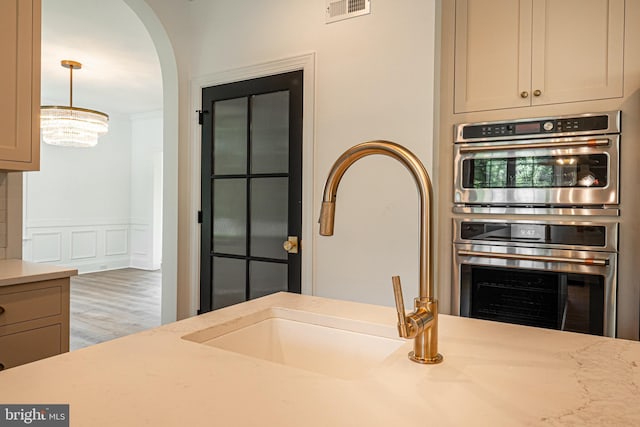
530;0;624;105
0;286;62;327
0;325;61;370
454;0;533;113
0;0;40;171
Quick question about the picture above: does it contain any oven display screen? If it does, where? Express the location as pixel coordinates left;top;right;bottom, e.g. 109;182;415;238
515;122;540;134
512;224;545;240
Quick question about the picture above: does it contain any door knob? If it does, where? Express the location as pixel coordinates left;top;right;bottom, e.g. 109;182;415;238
283;236;299;254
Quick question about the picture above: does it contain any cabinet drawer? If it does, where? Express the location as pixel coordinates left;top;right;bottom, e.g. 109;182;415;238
0;324;61;370
0;286;61;326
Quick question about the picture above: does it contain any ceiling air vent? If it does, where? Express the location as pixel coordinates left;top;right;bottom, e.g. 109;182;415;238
326;0;370;24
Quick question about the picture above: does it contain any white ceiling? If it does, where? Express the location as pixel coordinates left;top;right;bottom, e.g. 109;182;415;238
41;0;163;116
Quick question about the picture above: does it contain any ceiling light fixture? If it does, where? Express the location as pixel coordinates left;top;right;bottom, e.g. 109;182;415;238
41;60;109;148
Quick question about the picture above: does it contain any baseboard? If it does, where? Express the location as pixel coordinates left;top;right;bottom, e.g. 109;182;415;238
72;258;131;275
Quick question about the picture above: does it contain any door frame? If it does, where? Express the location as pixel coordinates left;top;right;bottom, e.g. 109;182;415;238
189;53;316;316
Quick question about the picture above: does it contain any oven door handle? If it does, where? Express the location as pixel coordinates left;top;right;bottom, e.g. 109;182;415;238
456;249;609;266
458;138;610;153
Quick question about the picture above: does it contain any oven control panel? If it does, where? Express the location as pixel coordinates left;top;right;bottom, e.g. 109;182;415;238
456;221;612;249
455;111;620;142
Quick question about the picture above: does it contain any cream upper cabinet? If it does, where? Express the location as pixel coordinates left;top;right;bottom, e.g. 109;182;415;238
454;0;624;113
0;0;41;171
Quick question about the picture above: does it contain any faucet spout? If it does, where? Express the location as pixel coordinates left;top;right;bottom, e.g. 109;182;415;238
319;141;435;300
318;141;442;364
319;201;336;236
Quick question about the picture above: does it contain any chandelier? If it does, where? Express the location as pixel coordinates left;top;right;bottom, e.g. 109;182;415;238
41;60;109;148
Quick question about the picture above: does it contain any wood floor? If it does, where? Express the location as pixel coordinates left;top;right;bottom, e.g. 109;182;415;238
70;268;161;351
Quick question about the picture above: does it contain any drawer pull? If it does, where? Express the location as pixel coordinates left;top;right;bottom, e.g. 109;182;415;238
0;306;4;315
0;363;4;371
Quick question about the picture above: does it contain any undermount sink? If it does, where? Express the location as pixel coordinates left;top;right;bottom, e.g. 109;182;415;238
182;307;405;380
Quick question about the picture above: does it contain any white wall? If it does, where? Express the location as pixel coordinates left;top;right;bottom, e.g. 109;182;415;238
145;0;438;312
23;112;163;273
23;113;132;272
130;111;163;270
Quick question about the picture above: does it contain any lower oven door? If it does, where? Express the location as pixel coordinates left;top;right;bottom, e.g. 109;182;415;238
453;243;617;337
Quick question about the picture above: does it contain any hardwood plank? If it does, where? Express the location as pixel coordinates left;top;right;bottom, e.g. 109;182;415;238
70;268;161;350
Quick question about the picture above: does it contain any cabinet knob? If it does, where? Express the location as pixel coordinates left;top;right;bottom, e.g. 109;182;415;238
0;306;4;315
0;363;4;371
520;91;529;98
533;89;542;97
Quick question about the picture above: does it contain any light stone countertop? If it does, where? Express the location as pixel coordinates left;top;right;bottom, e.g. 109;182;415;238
0;259;77;287
0;292;638;426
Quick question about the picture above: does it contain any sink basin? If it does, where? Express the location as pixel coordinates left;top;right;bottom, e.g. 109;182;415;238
182;308;405;380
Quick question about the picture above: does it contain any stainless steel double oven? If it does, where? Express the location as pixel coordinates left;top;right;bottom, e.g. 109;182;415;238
452;111;621;337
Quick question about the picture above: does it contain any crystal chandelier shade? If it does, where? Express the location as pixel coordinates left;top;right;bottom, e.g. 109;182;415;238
41;106;109;147
40;60;109;148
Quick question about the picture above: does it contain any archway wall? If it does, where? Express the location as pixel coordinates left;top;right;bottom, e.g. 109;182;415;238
123;0;179;323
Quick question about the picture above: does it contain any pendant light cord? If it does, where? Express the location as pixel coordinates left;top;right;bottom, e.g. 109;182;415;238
69;65;74;108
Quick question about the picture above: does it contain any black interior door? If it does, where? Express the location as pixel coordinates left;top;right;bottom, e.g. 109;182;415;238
199;71;303;313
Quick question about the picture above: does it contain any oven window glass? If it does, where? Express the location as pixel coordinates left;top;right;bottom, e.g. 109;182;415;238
461;265;604;335
463;154;608;188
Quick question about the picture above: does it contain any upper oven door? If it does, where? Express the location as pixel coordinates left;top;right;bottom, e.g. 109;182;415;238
453;135;619;207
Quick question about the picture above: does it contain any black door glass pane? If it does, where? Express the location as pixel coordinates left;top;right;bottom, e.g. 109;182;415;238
463;154;608;188
250;177;288;260
249;261;287;300
213;97;247;175
213;179;246;255
212;257;246;310
251;91;289;174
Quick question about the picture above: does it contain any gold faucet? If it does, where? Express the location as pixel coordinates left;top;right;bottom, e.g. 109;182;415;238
319;140;443;364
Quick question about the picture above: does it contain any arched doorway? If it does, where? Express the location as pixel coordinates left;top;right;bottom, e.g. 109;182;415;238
123;0;179;323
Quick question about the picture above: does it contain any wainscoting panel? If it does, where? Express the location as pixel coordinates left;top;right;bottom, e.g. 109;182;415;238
23;220;139;273
70;230;98;260
130;225;158;270
130;227;148;256
105;228;128;256
31;232;62;263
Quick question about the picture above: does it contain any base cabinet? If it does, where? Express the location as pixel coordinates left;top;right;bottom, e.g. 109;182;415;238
0;278;69;370
0;325;61;370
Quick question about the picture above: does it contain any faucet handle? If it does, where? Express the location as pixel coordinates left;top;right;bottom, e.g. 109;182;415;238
392;276;409;338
